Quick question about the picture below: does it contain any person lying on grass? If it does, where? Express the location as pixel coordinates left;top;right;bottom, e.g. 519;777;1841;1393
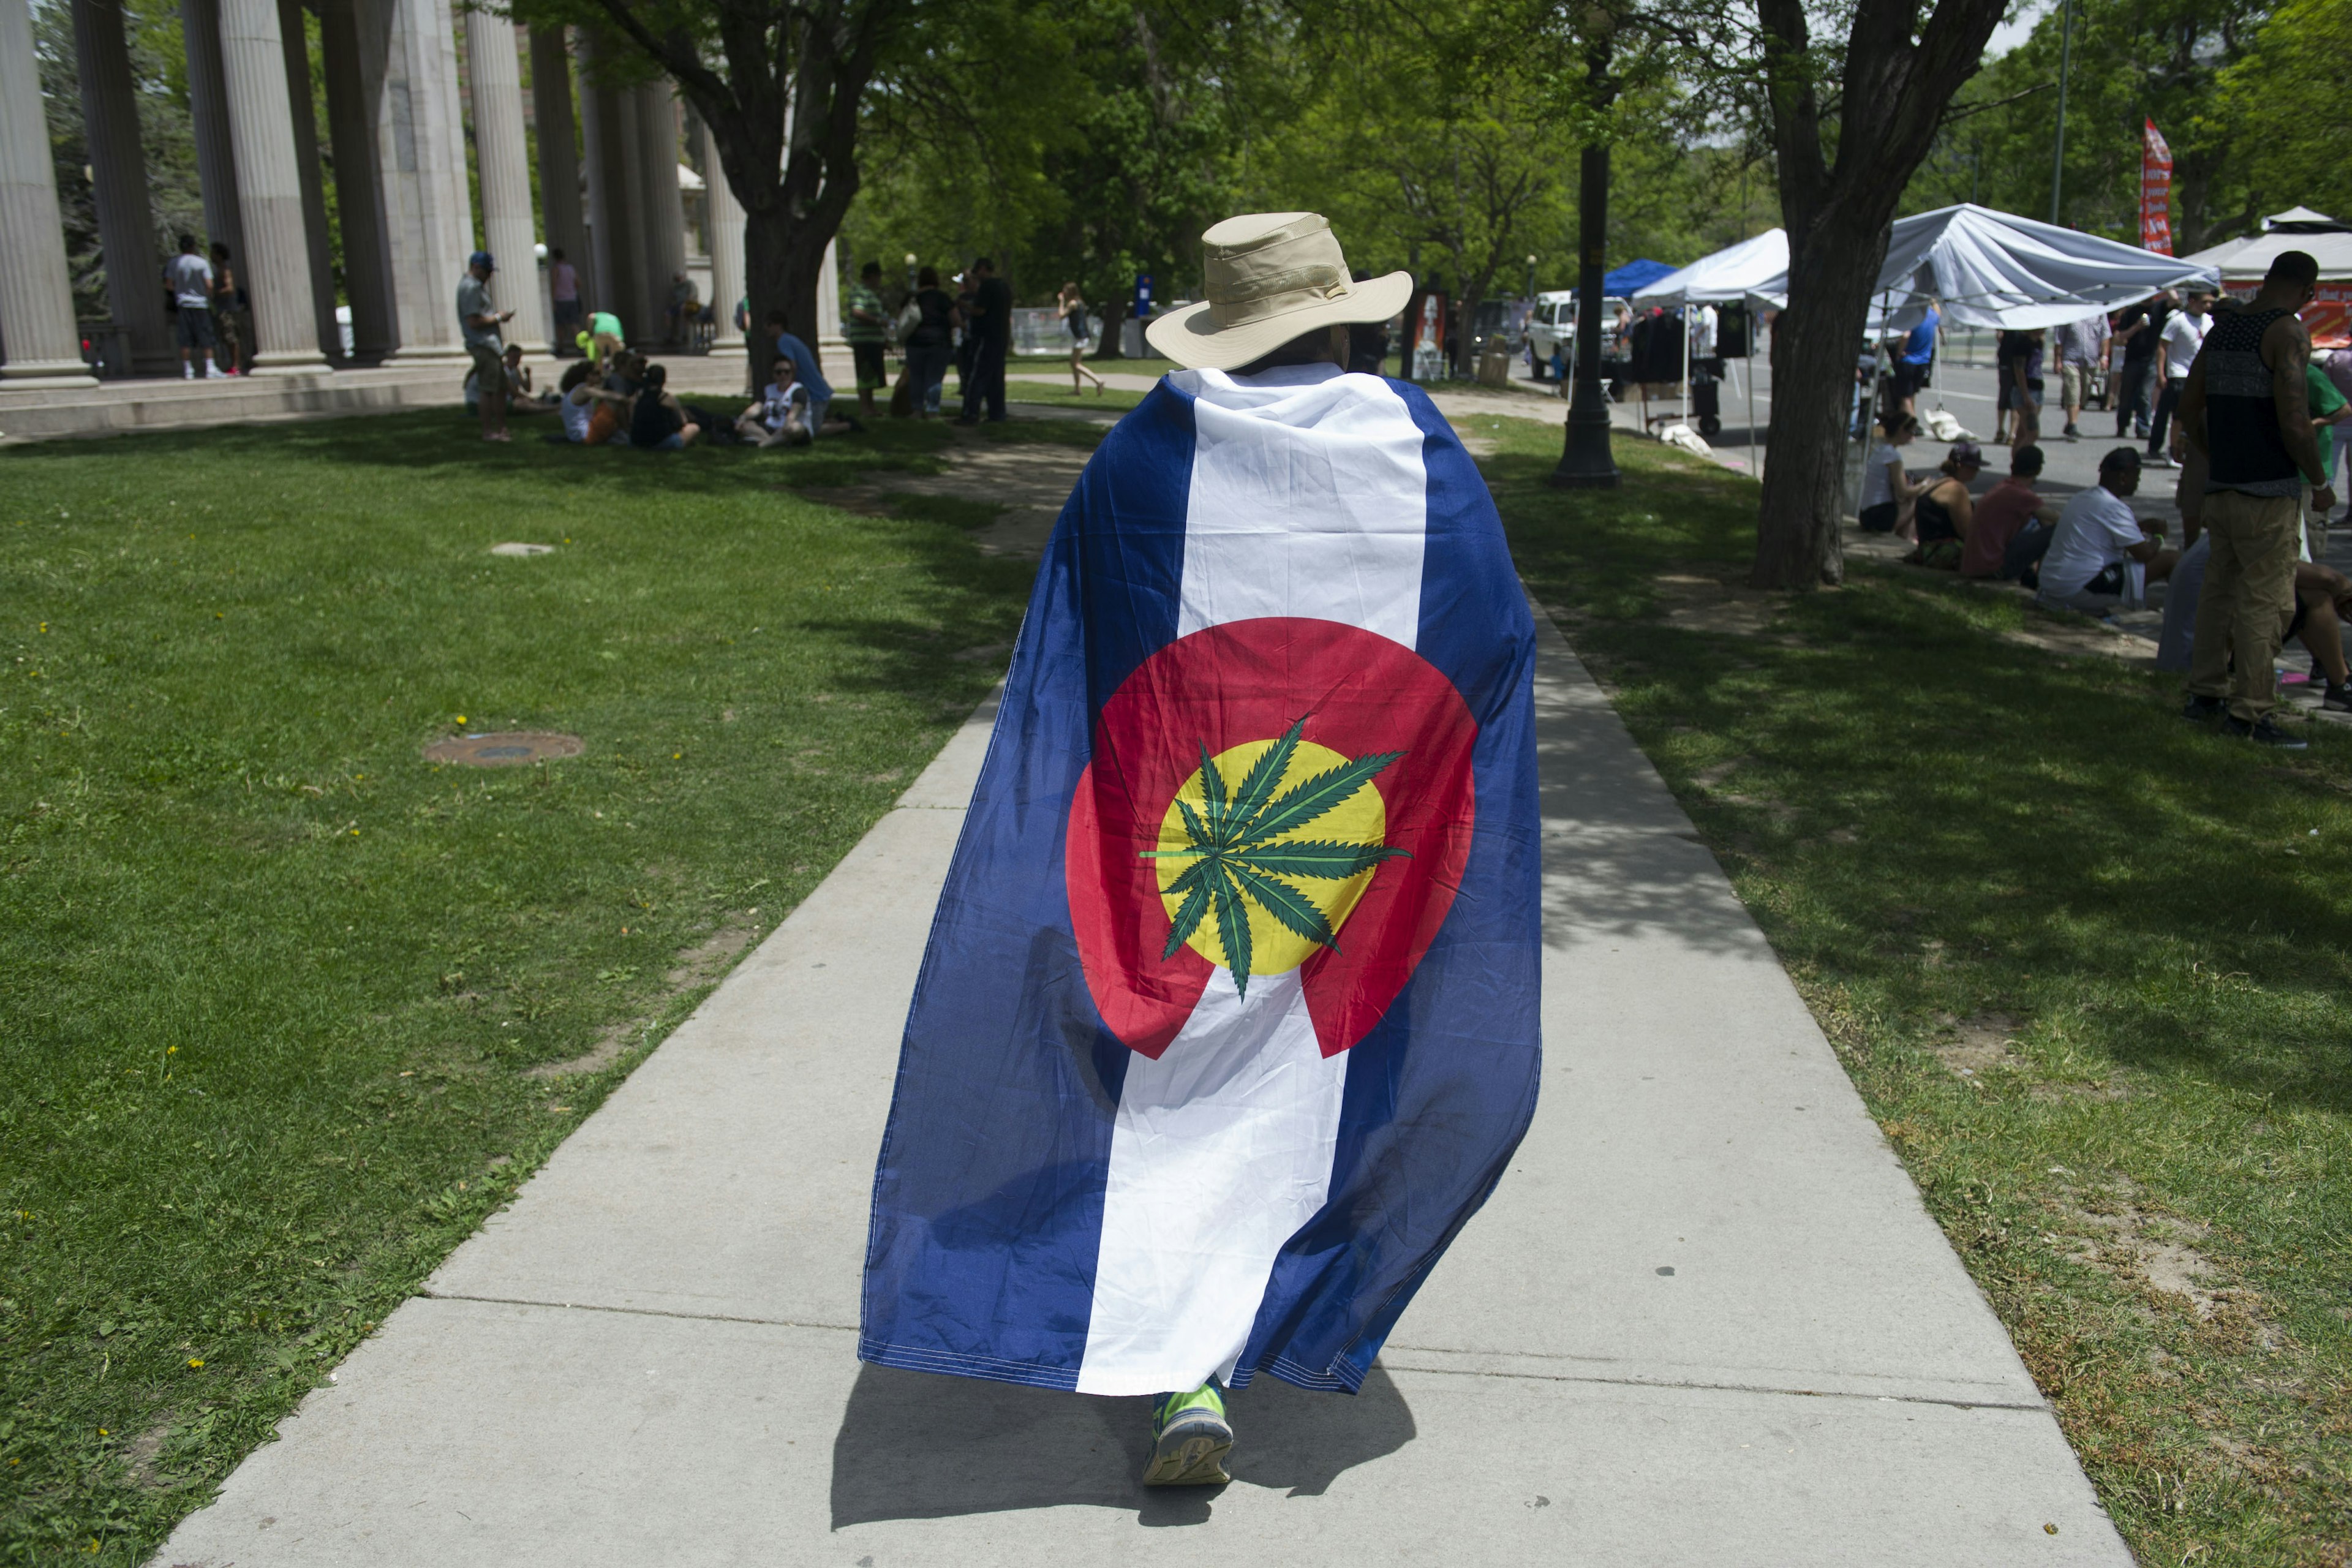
2035;447;2177;613
1905;440;1981;570
627;363;700;451
736;356;814;448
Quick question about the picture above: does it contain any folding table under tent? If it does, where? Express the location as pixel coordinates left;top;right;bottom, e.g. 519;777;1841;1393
1742;203;2217;505
1632;228;1790;473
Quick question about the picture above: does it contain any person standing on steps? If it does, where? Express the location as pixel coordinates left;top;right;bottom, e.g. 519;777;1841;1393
208;241;246;375
549;249;582;352
164;235;219;379
956;257;1011;424
862;210;1541;1491
458;251;514;444
2179;251;2337;749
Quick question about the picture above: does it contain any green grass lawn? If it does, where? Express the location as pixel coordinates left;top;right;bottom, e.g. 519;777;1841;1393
1480;418;2351;1567
0;412;1036;1564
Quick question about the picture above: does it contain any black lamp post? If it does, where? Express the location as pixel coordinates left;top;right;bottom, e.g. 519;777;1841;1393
1552;26;1619;489
1551;139;1619;489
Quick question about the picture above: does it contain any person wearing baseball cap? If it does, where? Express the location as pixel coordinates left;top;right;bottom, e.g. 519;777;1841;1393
2037;446;2177;615
458;251;515;443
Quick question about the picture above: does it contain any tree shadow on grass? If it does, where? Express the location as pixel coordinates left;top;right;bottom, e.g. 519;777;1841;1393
829;1363;1415;1529
1491;431;2352;1116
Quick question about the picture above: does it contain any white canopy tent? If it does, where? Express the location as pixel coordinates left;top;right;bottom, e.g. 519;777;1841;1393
1742;204;2217;509
1745;203;2218;330
1633;228;1789;307
1633;229;1789;472
2185;207;2352;278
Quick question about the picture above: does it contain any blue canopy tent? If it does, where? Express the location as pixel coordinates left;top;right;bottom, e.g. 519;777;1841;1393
1601;258;1676;295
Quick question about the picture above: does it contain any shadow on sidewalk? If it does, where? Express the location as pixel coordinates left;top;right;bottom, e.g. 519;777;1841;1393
829;1364;1415;1528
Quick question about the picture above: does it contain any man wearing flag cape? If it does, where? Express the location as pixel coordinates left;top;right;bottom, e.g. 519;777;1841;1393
861;212;1542;1486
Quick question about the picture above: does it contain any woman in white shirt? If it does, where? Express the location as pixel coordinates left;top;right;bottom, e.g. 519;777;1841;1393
1858;411;1929;536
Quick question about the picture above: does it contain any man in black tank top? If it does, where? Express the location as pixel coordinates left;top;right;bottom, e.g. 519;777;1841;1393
2177;251;2335;746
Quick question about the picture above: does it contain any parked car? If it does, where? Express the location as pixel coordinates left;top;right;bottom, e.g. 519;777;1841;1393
1525;290;1628;380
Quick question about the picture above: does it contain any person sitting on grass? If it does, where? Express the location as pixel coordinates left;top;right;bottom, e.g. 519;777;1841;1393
1960;443;2061;579
560;360;628;444
501;345;557;413
736;356;813;448
1905;440;1981;570
1858;412;1929;536
2287;563;2352;712
2036;447;2176;613
627;363;700;451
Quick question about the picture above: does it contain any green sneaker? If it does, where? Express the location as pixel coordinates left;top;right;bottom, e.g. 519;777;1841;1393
1144;1381;1234;1486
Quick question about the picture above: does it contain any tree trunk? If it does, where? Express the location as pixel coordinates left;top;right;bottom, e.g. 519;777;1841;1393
1454;285;1483;378
1751;216;1889;588
740;201;827;353
1093;295;1127;361
1748;0;2009;590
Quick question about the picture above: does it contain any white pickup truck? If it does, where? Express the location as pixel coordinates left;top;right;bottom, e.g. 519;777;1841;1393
1525;290;1627;380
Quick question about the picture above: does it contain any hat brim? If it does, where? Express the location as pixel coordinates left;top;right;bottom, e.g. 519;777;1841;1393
1144;271;1414;371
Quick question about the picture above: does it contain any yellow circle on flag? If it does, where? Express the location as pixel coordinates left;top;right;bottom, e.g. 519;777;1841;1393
1153;736;1390;978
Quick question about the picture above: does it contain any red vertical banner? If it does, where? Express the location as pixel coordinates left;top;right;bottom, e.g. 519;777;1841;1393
2141;119;2174;255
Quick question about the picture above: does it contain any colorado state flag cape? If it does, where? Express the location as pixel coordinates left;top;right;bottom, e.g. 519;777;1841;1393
861;363;1540;1396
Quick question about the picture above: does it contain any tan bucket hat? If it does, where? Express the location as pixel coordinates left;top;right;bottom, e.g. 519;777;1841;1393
1145;212;1412;371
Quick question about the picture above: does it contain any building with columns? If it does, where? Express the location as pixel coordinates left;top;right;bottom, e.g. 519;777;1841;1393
0;0;837;392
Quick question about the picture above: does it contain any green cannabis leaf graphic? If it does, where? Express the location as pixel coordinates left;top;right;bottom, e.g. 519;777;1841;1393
1139;717;1408;997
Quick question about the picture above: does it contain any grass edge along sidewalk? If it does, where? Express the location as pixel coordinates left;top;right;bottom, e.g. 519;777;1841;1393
1470;413;2352;1568
0;411;1040;1566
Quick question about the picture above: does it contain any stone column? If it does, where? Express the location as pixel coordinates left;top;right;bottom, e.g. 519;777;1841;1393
575;32;618;323
631;81;686;343
695;110;742;352
318;0;393;361
72;0;175;375
0;0;98;383
216;0;328;369
181;0;245;265
579;35;642;339
464;9;546;354
363;0;471;363
818;236;842;347
526;24;589;312
279;0;341;361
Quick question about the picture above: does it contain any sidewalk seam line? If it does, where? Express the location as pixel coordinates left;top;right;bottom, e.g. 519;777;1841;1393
1384;1360;2049;1413
420;1289;858;1334
421;1292;2043;1412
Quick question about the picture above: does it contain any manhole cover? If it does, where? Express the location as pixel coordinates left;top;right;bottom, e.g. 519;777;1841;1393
423;731;585;766
489;541;556;557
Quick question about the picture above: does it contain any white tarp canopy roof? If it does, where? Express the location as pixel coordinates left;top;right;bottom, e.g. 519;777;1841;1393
2184;208;2352;281
1632;229;1788;306
1745;203;2219;329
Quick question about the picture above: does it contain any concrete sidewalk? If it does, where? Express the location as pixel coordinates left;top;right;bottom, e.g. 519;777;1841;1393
153;614;2132;1566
